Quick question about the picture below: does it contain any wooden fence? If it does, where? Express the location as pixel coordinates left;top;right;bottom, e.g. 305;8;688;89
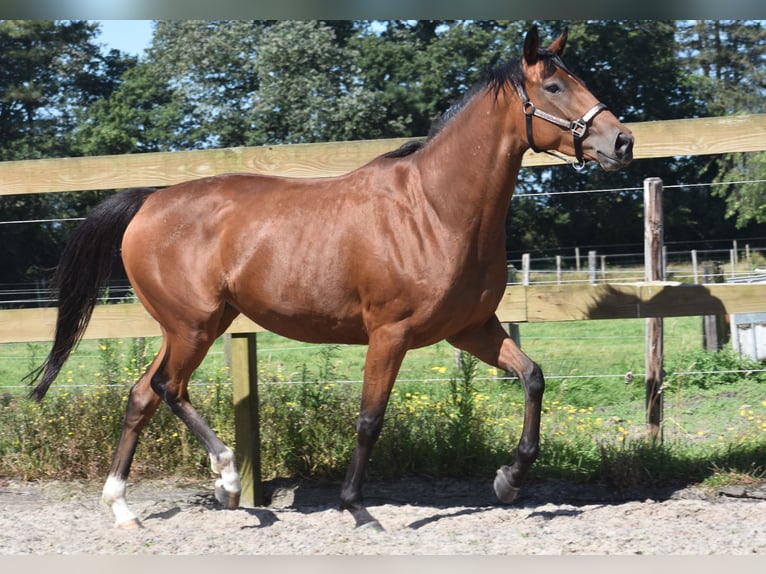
2;114;766;505
2;115;765;196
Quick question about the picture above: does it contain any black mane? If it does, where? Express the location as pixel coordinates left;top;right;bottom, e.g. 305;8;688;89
383;49;573;159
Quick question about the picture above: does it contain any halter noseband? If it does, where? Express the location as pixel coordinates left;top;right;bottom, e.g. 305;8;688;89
513;75;609;170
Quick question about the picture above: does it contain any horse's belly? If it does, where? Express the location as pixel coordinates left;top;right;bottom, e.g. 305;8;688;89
233;300;369;345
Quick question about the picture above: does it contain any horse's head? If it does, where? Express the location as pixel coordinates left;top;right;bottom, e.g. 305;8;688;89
516;26;634;171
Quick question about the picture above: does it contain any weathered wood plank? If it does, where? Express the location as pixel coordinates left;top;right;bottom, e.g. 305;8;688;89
495;285;528;323
523;282;766;323
2;115;764;196
0;139;405;196
629;114;766;160
0;304;266;344
3;282;764;344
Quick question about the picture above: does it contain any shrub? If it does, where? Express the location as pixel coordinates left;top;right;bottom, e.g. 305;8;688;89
667;348;766;390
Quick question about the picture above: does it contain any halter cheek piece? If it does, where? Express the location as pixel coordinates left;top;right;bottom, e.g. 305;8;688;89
513;78;609;170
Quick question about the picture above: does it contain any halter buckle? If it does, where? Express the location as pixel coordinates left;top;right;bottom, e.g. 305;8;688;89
570;119;588;139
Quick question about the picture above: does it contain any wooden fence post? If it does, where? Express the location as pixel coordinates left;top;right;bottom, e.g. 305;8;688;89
701;264;729;351
231;332;263;507
600;255;607;283
691;249;699;283
588;250;597;284
644;177;664;441
521;253;530;285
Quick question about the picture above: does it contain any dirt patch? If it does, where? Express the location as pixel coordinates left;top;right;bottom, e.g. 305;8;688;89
1;476;765;554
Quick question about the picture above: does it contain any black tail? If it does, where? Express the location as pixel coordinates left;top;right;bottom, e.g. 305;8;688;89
25;187;156;401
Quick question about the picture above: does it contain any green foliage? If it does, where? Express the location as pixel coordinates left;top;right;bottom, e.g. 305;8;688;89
248;21;387;145
2;327;766;491
713;150;766;228
668;347;766;390
70;62;192;155
0;20;130;161
678;20;766;229
442;351;489;472
259;345;357;478
0;20;134;286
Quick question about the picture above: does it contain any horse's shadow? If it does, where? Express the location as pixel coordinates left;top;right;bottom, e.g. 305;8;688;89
140;474;715;531
583;282;727;320
247;476;694;529
142;490;280;529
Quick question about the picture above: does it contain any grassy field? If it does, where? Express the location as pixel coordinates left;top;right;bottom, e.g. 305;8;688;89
1;315;765;487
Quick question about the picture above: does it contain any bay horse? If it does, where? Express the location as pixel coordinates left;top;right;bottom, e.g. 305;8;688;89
27;26;633;530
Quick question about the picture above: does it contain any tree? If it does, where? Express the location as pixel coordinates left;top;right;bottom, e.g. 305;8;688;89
246;20;387;144
70;61;193;155
144;20;267;149
0;20;132;161
678;20;766;229
7;20;762;299
0;20;134;293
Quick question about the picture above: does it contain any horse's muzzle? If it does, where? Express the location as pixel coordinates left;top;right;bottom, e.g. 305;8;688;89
598;130;634;171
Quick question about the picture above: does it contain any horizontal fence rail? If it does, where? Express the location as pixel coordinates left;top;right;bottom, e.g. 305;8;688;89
1;115;765;196
3;282;765;345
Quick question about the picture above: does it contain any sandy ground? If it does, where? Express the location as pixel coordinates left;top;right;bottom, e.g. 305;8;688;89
1;476;765;555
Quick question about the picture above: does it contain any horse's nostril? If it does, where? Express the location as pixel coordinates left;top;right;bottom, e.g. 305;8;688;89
615;131;634;158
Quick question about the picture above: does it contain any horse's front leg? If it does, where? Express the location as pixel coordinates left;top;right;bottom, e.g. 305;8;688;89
339;322;411;530
449;315;545;503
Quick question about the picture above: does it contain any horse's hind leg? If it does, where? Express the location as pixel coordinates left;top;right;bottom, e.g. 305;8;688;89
102;354;164;528
449;315;545;504
102;308;240;527
150;326;241;510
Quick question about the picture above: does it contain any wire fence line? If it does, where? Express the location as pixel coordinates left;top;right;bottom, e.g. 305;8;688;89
3;244;765;305
506;240;766;286
4;178;766;227
2;176;764;304
3;368;765;394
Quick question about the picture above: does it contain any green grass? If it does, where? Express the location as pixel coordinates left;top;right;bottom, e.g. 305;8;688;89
1;315;764;490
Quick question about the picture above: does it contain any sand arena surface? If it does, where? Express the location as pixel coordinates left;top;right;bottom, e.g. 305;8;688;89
1;476;765;555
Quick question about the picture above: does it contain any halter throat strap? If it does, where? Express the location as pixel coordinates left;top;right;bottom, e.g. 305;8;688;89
513;77;609;170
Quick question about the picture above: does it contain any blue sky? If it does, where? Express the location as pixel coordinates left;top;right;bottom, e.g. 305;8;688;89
93;20;154;57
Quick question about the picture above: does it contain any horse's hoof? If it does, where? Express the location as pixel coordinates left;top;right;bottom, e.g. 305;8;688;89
214;482;240;510
116;518;142;530
494;467;520;504
357;519;385;532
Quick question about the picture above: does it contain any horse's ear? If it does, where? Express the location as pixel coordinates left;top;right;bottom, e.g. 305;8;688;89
523;25;540;65
547;27;568;56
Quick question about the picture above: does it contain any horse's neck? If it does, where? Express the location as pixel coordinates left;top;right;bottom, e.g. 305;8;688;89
416;88;524;233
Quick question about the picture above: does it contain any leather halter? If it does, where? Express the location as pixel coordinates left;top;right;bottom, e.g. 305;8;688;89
512;74;609;170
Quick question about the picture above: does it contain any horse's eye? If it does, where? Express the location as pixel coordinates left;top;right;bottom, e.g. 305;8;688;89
545;83;561;94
